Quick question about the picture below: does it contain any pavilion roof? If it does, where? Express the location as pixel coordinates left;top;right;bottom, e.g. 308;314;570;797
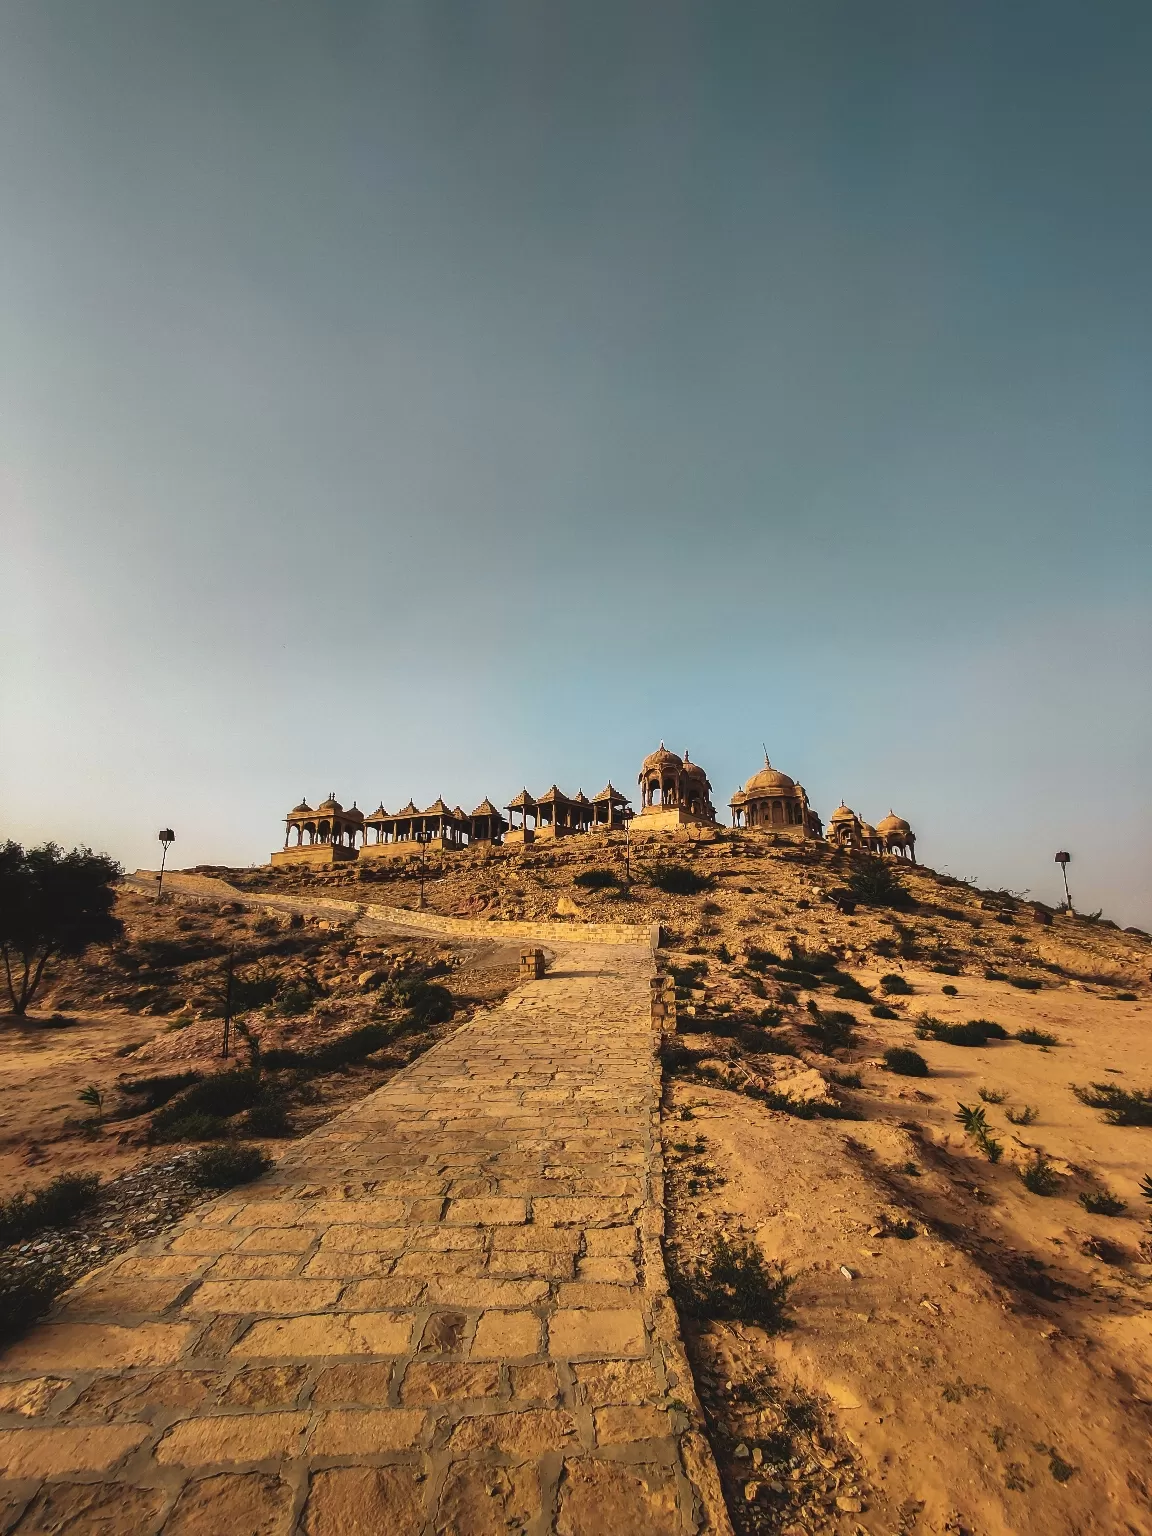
423;798;453;817
395;800;421;818
572;790;591;805
452;806;468;821
471;798;501;817
592;783;630;804
506;789;537;810
535;784;572;806
365;804;390;822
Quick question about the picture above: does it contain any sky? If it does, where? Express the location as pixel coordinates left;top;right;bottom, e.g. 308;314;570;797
1;2;1149;926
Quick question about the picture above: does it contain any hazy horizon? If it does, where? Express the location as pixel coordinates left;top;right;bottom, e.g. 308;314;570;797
2;2;1150;925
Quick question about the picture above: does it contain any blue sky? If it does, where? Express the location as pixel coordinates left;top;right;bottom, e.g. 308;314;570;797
2;2;1149;924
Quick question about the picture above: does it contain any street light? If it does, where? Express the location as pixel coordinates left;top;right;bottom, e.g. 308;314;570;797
157;829;175;902
1055;851;1073;913
417;831;433;910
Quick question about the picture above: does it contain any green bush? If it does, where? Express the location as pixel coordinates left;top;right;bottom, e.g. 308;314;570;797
846;858;913;909
884;1047;928;1078
150;1069;265;1141
189;1143;272;1190
675;1232;793;1331
0;1173;101;1245
231;968;280;1011
241;1100;294;1137
120;1072;203;1110
1016;1027;1058;1047
1072;1083;1152;1126
1078;1190;1125;1217
649;865;713;896
1019;1153;1060;1196
802;1004;857;1053
573;868;619;889
870;1003;899;1020
880;974;913;995
400;981;454;1027
916;1017;1008;1047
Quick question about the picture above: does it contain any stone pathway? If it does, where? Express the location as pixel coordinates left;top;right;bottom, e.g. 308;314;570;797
0;944;729;1535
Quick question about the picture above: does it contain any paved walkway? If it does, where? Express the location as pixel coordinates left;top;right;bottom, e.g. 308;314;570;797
0;944;728;1535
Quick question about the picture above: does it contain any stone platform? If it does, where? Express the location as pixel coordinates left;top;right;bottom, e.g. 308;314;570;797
0;944;729;1535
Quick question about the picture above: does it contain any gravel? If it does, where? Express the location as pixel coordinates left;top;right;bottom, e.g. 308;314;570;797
1;1151;209;1293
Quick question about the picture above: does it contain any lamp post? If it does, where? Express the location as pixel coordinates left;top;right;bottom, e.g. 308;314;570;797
221;947;235;1059
1055;851;1073;913
417;831;433;910
157;829;175;902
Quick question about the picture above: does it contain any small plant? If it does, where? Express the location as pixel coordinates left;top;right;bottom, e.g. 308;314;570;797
241;1099;294;1137
1006;1105;1038;1126
1072;1084;1152;1127
846;858;913;909
880;974;913;995
871;1003;899;1019
77;1084;104;1118
801;1005;857;1053
1019;1153;1060;1196
941;984;958;996
1016;1027;1059;1047
1141;1173;1152;1203
676;1231;793;1331
150;1068;265;1140
917;1017;1008;1047
979;1087;1006;1104
1078;1190;1125;1217
828;1069;862;1088
650;865;713;896
0;1173;102;1245
884;1046;929;1078
955;1103;1003;1162
189;1143;272;1190
955;1103;990;1136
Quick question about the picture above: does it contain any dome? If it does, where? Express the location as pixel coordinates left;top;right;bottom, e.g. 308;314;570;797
681;751;708;780
744;756;796;796
344;803;364;822
317;795;342;813
859;822;877;838
640;742;683;775
829;803;858;823
290;801;313;815
877;810;911;835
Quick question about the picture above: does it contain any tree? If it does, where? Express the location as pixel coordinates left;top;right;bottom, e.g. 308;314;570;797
0;842;123;1016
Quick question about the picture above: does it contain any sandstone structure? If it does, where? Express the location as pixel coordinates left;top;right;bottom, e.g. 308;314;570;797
631;746;717;837
727;755;821;836
272;744;918;865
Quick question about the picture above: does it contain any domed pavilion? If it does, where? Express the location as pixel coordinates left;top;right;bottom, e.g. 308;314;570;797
634;745;718;836
274;794;364;866
877;810;917;861
728;755;822;837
